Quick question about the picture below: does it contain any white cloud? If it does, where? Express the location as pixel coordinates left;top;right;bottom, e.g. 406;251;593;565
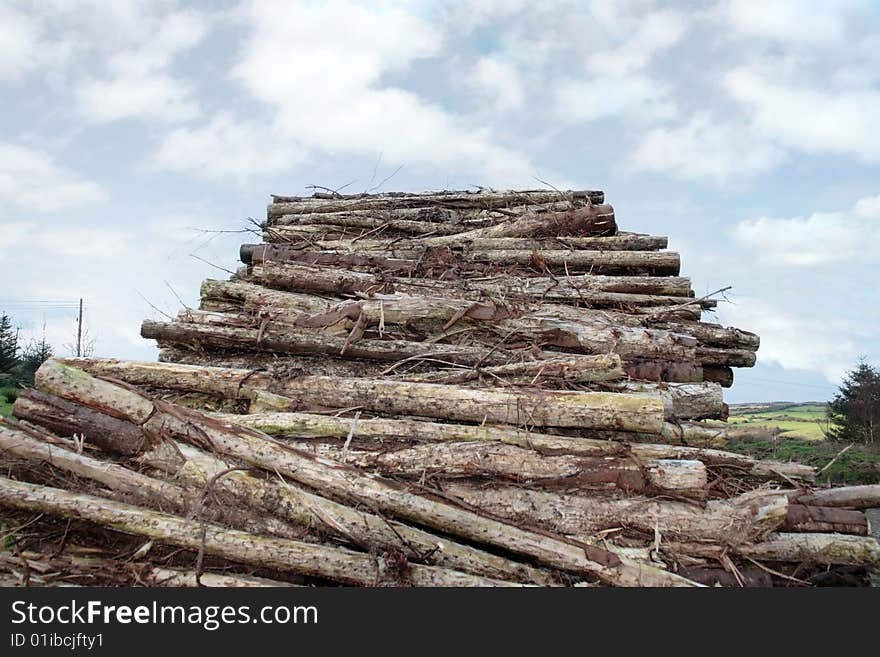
585;9;688;76
551;8;687;125
0;221;130;260
717;0;852;46
0;5;47;81
76;74;199;123
467;57;525;113
717;298;858;382
0;142;107;212
724;68;880;163
628;113;784;183
854;194;880;219
731;194;880;265
150;114;305;183
223;0;542;185
553;74;675;124
74;9;208;123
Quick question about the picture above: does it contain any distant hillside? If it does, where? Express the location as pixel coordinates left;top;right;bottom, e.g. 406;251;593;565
728;401;827;416
727;401;827;441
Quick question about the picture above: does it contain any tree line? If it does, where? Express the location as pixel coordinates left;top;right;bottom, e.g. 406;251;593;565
0;311;54;388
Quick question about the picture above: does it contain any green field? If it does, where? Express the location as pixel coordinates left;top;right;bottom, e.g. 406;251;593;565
727;402;828;440
726;402;880;484
0;387;16;417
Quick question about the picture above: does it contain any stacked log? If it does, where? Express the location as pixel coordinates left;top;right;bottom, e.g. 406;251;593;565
1;188;877;587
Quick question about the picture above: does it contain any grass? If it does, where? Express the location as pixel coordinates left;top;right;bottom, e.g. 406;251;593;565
724;401;880;484
727;402;828;441
725;431;880;485
0;386;17;417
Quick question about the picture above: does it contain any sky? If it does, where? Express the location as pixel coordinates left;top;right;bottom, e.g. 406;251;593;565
1;0;878;403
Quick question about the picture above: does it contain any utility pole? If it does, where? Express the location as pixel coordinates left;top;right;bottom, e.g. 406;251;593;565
76;298;83;358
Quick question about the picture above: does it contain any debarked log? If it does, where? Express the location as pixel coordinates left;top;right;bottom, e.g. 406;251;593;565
266;234;669;252
240;244;692;292
664;533;880;566
200;281;748;353
267;190;604;217
793;485;880;509
281;440;708;496
214;408;812;481
0;477;518;587
10;391;557;585
782;504;868;535
33;360;700;586
436;483;789;544
247;263;703;308
0;419;307;541
57;359;666;432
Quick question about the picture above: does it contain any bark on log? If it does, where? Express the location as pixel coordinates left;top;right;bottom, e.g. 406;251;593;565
393;354;626;384
666;533;880;566
35;360;700;586
602;382;725;421
201;281;741;351
0;477;517;587
143;319;524;368
12;389;145;455
144;442;558;585
267;190;605;218
0;552;301;588
437;483;789;544
248;263;701;306
258;297;701;362
272;214;466;235
9;391;556;584
621;359;703;384
243;244;689;289
0;421;307;541
215;409;813;481
266;234;669;252
57;359;666;432
793;485;880;509
282;440;708;497
702;365;734;388
782;504;868;535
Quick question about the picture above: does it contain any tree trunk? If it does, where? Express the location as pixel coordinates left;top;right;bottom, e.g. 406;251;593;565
267;234;669;252
281;440;708;497
56;358;666;432
248;263;703;308
213;408;812;481
0;420;307;541
437;483;789;544
33;360;700;586
666;533;880;566
793;485;880;509
0;477;517;587
782;504;868;535
9;392;556;585
267;189;604;218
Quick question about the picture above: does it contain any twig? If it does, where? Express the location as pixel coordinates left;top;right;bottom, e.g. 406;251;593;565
136;291;174;320
817;443;854;477
367;164;404;193
189;253;237;276
743;556;811;585
647;286;732;320
164;281;192;311
341;411;362;463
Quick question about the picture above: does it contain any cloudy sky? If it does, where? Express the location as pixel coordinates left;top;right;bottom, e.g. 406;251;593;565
1;0;878;403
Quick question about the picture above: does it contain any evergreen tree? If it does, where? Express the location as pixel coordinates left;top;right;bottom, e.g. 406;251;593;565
19;328;53;386
826;360;880;444
0;312;19;380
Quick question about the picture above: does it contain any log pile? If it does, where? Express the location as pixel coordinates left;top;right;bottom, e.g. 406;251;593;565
1;188;878;587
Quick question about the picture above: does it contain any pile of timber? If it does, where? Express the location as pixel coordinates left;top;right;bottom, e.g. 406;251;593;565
1;189;878;587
